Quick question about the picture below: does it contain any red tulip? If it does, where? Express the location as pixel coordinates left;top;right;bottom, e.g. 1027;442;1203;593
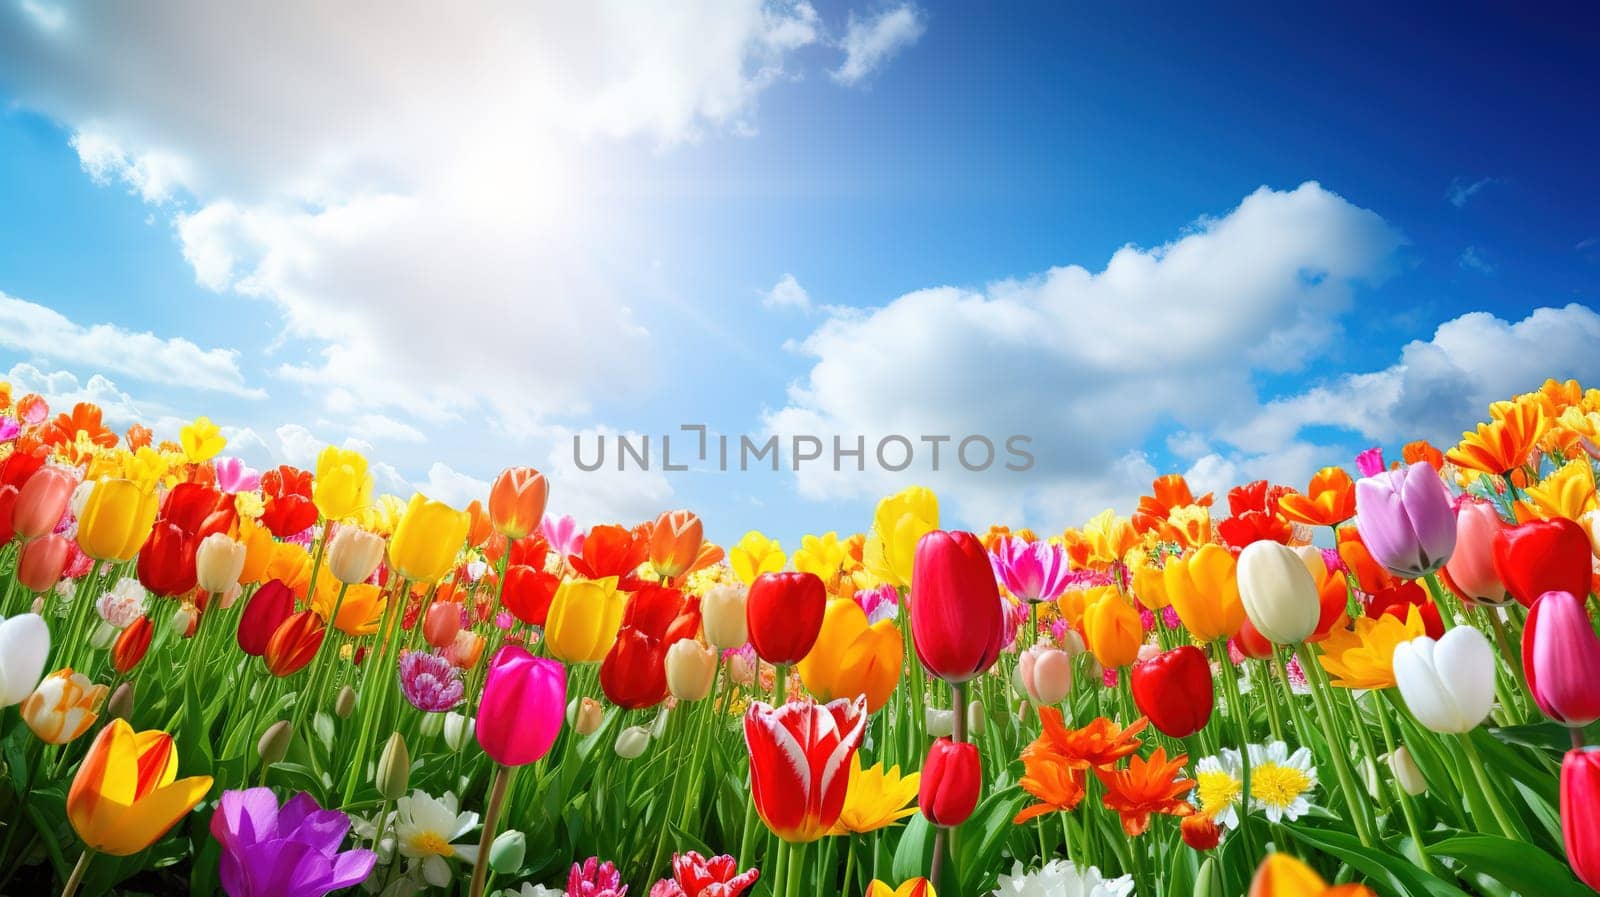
113;616;154;674
18;533;70;592
476;644;565;766
568;524;649;587
1181;814;1222;851
1562;747;1600;890
1130;645;1215;738
263;610;326;676
910;530;1005;683
500;564;559;627
1493;518;1592;608
238;579;295;657
0;451;44;490
1524;590;1600;727
743;696;867;842
136;522;197;598
661;851;759;897
160;482;236;540
0;485;19;544
746;572;825;665
1234;618;1275;661
423;601;462;649
1369;581;1444;639
259;466;318;538
12;466;74;541
600;583;698;709
920;737;981;827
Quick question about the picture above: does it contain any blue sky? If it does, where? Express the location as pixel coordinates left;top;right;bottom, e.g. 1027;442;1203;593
1;2;1598;546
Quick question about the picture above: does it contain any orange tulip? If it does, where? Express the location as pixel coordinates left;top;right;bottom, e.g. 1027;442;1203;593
263;610;325;677
488;466;548;540
649;509;705;579
1278;467;1356;527
1162;544;1244;642
1081;591;1142;668
1248;854;1377;896
464;499;493;548
1448;397;1545;476
67;719;212;856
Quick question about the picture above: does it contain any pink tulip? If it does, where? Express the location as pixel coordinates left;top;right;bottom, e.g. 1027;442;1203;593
18;533;70;592
1441;497;1510;606
476;644;566;766
1563;747;1600;889
1524;590;1600;728
213;457;262;494
13;466;75;541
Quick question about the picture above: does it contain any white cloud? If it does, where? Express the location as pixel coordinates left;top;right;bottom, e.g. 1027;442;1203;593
0;291;261;397
0;0;881;433
832;4;926;86
761;273;812;310
1224;304;1600;454
413;462;490;509
347;413;426;445
541;425;676;527
767;182;1405;528
1447;176;1493;208
5;362;148;425
1459;245;1494;273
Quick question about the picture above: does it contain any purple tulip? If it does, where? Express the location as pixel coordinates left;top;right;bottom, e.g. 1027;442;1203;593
989;537;1074;603
1354;462;1457;579
211;788;376;897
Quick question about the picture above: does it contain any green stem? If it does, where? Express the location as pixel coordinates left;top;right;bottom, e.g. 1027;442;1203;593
468;764;512;897
1294;644;1376;847
1458;733;1520;840
59;848;93;897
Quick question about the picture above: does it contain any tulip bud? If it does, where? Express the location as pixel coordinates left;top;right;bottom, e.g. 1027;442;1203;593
107;681;134;720
29;596;44;615
443;712;474;751
327;526;386;585
1017;644;1073;706
1390;746;1427;796
1181;814;1222;851
910;531;1006;683
423;601;462;649
376;732;411;800
334;685;357;719
1060;629;1087;658
489;829;526;874
726;651;755;686
919;737;980;827
965;699;985;737
90;620;119;651
1194;858;1219;897
615;725;650;759
702;584;749;650
566;696;604;736
195;532;248;595
418;709;445;740
111;615;154;674
170;603;198;638
1523;590;1600;727
1237;541;1321;645
257;720;293;766
665;640;717;702
925;708;954;738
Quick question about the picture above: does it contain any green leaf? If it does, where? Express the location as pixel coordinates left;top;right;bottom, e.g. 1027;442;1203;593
954;785;1024;893
889;814;934;884
1430;833;1592;897
1288;822;1462;897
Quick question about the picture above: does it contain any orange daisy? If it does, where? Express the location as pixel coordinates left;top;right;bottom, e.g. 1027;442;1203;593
1033;709;1147;769
1447;397;1545;475
1014;746;1086;823
1094;747;1195;836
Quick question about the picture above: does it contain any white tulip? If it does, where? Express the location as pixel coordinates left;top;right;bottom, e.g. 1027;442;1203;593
1390;746;1427;796
0;614;51;706
1393;626;1496;734
1237;541;1321;644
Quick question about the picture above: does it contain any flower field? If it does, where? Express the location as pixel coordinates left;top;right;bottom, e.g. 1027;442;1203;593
0;378;1599;897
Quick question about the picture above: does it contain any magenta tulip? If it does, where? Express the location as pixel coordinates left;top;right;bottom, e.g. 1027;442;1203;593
1524;590;1600;728
476;644;566;766
1563;747;1600;890
910;530;1006;683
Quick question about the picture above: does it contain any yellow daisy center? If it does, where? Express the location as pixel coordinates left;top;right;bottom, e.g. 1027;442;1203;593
409;831;455;857
1195;770;1241;814
1251;762;1312;810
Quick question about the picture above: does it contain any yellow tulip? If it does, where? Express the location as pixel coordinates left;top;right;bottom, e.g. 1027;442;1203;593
797;598;903;712
179;416;226;463
793;531;848;582
729;530;786;586
387;493;470;584
1131;562;1169;610
545;576;625;663
864;486;938;588
866;880;935;897
1162;543;1244;642
1524;458;1597;521
265;541;312;599
67;719;212;856
1082;508;1139;568
1081;591;1143;668
121;446;170;491
829;754;920;834
76;478;160;563
312;445;374;521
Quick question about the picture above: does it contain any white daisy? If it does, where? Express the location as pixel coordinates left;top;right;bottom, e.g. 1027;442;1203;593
991;859;1135;897
394;790;480;887
1247;741;1319;823
1188;748;1244;830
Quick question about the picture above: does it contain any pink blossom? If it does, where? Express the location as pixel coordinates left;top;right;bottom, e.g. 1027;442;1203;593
853;583;898;624
989;537;1075;603
542;514;586;557
1355;447;1386;477
397;650;465;712
213;456;262;493
569;857;628;897
0;418;18;442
